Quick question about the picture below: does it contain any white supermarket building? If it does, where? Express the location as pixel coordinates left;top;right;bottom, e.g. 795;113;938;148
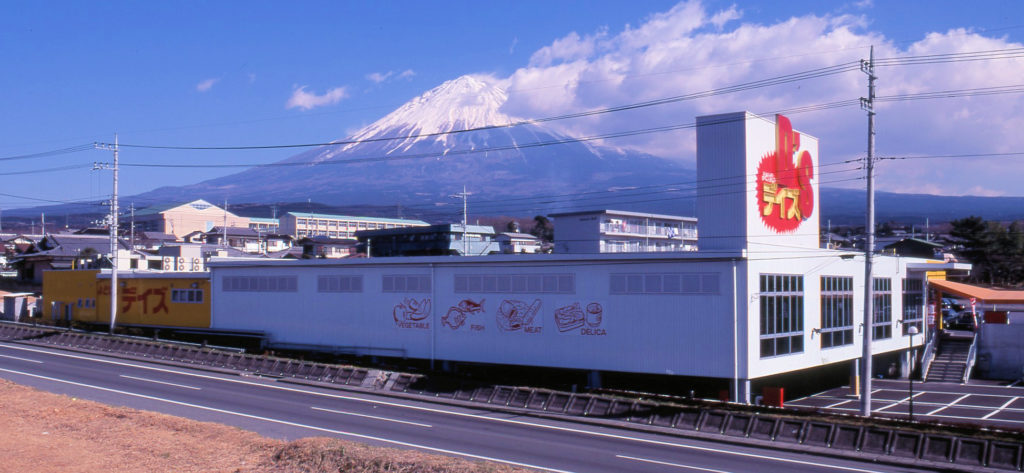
209;112;959;402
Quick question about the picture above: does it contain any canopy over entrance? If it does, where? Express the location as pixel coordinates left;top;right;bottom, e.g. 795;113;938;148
929;279;1024;304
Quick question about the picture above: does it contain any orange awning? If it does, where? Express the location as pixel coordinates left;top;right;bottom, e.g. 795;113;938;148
928;279;1024;304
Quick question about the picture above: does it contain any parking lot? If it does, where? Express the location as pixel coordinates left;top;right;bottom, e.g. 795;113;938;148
788;379;1024;430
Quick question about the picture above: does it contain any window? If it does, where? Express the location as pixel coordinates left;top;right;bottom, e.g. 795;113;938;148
171;288;204;303
190;202;211;210
759;274;804;358
318;275;363;293
902;278;924;335
222;275;298;292
610;273;719;295
297;219;307;225
820;276;854;349
872;278;892;340
382;275;431;293
455;274;574;294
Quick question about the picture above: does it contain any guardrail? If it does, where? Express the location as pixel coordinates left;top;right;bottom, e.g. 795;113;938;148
4;321;1024;471
963;332;979;384
920;326;939;381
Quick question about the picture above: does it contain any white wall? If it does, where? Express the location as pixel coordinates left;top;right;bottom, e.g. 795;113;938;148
978;323;1024;380
212;256;741;378
745;252;925;379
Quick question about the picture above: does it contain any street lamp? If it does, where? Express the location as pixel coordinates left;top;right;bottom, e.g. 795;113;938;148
907;325;920;421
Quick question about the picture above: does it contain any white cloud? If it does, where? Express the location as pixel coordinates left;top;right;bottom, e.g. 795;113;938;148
196;78;219;92
367;71;393;84
497;0;1024;196
286;85;349;110
509;37;519;54
709;5;740;29
367;69;416;84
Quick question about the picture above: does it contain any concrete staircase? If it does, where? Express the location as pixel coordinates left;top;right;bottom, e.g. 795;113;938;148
924;333;974;383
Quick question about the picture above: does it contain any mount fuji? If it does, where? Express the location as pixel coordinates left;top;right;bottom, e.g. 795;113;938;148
134;76;696;217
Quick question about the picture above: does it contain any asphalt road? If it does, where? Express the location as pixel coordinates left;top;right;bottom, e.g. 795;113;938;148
0;342;929;473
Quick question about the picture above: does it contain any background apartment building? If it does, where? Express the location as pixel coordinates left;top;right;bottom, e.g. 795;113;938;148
551;210;698;254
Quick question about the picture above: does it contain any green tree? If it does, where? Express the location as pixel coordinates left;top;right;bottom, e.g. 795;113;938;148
529;215;554;242
950;217;1024;286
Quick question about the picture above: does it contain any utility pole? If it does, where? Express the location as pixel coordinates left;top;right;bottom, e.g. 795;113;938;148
41;213;45;235
130;203;135;250
449;186;471;255
94;134;119;335
223;199;228;248
860;46;877;417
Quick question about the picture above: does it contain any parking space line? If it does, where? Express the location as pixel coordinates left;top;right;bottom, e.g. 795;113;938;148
876;392;923;413
982;397;1019;420
926;394;970;416
824;399;852;409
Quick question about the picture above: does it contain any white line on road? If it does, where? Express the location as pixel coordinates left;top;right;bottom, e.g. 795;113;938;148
926;394;970;416
0;354;43;364
983;397;1019;420
0;342;890;472
120;374;201;390
824;399;853;409
312;406;432;428
617;455;732;472
0;367;572;473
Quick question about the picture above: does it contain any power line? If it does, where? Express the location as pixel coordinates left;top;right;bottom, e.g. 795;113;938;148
0;144;93;162
113;102;860;170
103;63;862;151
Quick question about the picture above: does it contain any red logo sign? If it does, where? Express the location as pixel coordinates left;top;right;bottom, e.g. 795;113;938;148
755;114;815;233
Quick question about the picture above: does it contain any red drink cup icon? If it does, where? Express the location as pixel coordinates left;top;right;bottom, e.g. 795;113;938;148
586;303;603;327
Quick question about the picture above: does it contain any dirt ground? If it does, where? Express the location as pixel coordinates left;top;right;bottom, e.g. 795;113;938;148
0;379;524;473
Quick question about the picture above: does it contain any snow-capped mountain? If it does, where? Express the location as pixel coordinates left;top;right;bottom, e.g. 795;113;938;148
135;75;695;217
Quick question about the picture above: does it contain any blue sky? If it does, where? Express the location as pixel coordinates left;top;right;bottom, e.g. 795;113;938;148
2;0;1024;210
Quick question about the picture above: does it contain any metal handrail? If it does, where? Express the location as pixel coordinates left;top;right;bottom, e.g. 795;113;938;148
920;327;939;380
962;332;979;384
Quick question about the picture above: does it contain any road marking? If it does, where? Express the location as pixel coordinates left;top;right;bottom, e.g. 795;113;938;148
120;375;201;390
876;392;923;413
0;354;43;364
0;367;573;473
982;397;1019;420
0;344;891;473
926;394;970;416
1008;380;1021;388
617;455;731;472
312;406;432;428
824;399;852;409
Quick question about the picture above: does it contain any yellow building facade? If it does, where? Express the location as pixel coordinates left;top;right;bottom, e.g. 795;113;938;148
43;270;211;328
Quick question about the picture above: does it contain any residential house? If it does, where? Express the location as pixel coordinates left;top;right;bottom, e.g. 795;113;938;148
495;232;542;254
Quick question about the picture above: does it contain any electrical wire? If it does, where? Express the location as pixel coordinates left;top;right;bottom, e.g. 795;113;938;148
104;62;862;151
